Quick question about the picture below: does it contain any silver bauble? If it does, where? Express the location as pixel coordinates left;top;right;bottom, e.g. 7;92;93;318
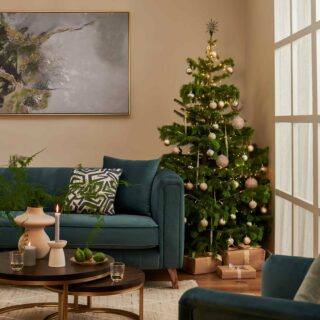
219;218;226;226
186;67;192;75
199;182;208;191
218;101;225;108
206;149;214;157
200;218;209;228
185;182;194;190
261;206;268;214
227;66;233;74
249;200;257;209
208;132;216;140
187;91;195;99
230;213;237;220
164;139;170;146
212;123;219;130
243;236;251;245
247;221;252;227
231;180;239;189
247;144;254;152
209;101;217;109
242;154;248;161
227;237;234;246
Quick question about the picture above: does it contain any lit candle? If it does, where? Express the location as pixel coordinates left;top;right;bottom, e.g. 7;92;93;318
24;242;36;266
55;204;61;242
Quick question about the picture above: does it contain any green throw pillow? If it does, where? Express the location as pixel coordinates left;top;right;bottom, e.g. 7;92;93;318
103;156;160;215
294;255;320;304
65;168;122;215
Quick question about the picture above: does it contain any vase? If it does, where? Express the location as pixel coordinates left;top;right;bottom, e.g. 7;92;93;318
14;207;55;259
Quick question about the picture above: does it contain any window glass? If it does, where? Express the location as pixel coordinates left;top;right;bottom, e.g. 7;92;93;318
293;34;312;115
275;45;291;116
293;205;313;257
275;0;291;41
275;196;292;255
276;123;292;194
292;0;311;33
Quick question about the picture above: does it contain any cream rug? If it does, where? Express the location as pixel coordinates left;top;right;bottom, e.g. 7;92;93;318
0;280;197;319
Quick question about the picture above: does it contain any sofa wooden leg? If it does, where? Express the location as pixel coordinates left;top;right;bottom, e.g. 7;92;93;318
167;268;179;289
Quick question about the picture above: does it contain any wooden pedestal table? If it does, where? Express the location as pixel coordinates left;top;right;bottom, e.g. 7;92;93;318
0;250;113;320
46;266;145;320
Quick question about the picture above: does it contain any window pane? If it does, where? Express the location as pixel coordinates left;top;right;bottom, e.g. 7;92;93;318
275;196;292;255
293;123;313;203
275;0;291;41
293;34;312;115
276;123;292;194
292;0;311;33
293;205;313;257
275;45;291;115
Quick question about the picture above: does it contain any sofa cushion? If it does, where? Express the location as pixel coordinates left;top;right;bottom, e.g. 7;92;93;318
58;213;159;249
65;168;122;215
294;255;320;303
103;156;160;215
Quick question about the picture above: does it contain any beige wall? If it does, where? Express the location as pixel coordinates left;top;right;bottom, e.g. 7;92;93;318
0;0;246;167
244;0;275;250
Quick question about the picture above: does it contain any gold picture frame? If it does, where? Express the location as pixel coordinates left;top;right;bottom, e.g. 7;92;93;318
0;11;130;116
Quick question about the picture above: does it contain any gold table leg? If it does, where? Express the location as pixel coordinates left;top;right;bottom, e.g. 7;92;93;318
61;283;68;320
139;286;144;320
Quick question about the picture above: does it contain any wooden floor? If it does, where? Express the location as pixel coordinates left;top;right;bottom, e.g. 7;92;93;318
145;269;262;295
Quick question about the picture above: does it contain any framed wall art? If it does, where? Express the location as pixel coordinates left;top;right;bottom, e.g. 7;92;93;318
0;12;129;115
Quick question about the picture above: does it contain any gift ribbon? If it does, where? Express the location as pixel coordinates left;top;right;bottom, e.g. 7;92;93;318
243;250;250;265
229;263;247;279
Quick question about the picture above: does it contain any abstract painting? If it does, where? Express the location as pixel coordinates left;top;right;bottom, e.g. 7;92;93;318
0;12;129;115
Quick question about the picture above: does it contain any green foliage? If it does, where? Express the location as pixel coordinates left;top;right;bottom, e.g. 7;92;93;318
158;24;272;257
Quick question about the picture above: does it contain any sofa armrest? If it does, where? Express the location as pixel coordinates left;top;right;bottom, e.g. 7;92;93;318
151;169;184;269
262;255;314;299
179;288;320;320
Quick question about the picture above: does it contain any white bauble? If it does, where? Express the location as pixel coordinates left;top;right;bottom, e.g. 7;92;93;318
260;166;267;172
242;154;248;161
231;116;245;130
243;236;251;245
230;213;237;220
200;119;206;123
261;206;268;214
212;123;219;130
218;101;225;108
187;91;195;99
219;218;226;226
187;165;194;169
247;144;254;152
208;132;216;140
173;147;180;154
185;182;194;190
249;200;257;209
227;237;234;246
200;182;208;191
164;139;170;146
206;149;214;157
209;101;217;109
216;155;229;168
210;51;217;59
232;100;239;107
245;177;258;189
200;218;209;228
184;217;187;224
227;66;233;74
247;221;252;227
186;67;192;75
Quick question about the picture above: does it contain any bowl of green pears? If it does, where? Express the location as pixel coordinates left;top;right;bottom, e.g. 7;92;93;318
71;248;107;265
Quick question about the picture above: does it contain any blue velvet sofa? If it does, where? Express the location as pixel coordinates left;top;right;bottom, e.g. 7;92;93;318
179;254;320;319
0;164;185;288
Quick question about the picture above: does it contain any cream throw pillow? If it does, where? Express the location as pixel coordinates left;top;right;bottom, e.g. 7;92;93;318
294;255;320;304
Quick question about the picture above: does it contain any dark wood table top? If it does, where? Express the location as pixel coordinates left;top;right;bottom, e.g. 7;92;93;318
0;249;114;283
48;266;145;294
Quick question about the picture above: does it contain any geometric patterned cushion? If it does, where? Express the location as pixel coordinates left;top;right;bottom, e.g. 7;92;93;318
65;168;122;215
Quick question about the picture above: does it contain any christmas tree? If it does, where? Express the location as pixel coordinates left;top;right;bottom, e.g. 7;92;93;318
158;20;271;257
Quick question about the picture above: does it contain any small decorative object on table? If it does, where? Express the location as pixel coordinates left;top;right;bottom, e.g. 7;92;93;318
217;264;256;279
48;204;67;267
110;262;125;282
10;251;24;272
222;246;266;271
23;242;36;266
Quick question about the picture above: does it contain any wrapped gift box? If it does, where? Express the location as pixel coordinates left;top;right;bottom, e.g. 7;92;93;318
217;265;256;279
183;255;222;275
222;247;265;271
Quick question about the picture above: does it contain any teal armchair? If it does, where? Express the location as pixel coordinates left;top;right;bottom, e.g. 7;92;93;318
179;255;320;320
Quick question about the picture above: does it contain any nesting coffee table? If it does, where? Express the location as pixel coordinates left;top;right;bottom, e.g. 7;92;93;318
0;249;145;320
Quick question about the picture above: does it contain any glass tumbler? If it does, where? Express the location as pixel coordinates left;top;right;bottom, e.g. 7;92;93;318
110;262;125;282
10;251;24;272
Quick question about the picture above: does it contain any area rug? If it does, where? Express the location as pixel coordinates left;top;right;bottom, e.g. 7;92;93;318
0;280;197;319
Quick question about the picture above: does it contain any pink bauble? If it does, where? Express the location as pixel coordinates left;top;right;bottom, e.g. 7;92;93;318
245;177;258;189
231;116;245;129
216;155;229;168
